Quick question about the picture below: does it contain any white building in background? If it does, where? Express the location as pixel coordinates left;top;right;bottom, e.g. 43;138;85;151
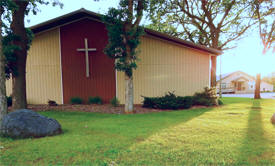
217;71;274;94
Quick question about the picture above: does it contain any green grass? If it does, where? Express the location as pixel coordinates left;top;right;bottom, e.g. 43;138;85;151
1;98;274;165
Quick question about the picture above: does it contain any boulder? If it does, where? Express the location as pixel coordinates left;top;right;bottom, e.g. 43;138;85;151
1;109;62;138
271;113;275;124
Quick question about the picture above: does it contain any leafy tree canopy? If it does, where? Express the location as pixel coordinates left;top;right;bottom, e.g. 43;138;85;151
148;0;256;50
253;0;274;53
1;0;62;78
102;0;147;77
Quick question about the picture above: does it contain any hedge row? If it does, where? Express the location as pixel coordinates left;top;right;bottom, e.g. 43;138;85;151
142;87;222;110
70;96;120;107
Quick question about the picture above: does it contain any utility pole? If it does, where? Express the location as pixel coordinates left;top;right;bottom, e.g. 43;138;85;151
219;55;222;98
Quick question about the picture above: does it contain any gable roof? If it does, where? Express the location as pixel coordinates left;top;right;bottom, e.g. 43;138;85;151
232;76;250;82
217;72;233;81
29;8;222;56
217;71;274;86
217;71;255;82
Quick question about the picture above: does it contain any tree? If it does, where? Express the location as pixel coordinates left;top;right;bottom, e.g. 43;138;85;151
10;0;29;109
253;0;274;99
148;0;256;87
0;0;16;130
8;0;62;110
0;1;8;130
103;0;147;113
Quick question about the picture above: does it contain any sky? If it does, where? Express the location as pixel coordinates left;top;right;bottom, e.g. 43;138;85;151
25;0;275;77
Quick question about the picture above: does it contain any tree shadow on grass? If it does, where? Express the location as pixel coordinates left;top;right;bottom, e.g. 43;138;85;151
121;107;215;137
237;100;272;165
107;108;215;165
0;108;215;166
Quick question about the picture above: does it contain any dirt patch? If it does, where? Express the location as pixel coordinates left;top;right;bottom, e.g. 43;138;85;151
27;104;166;114
250;107;262;110
24;104;210;114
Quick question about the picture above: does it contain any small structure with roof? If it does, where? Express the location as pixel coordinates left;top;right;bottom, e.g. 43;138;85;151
217;71;273;94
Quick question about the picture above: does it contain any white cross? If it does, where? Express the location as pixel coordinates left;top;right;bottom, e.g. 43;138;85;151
77;38;97;77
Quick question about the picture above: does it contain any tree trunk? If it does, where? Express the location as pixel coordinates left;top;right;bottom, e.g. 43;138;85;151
0;6;8;130
11;1;28;110
123;33;134;113
254;73;261;99
11;55;27;109
211;56;217;87
124;73;134;114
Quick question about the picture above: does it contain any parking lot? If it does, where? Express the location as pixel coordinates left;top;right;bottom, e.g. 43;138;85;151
222;93;275;99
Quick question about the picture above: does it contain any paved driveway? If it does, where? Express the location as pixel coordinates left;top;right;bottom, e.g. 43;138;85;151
222;93;275;99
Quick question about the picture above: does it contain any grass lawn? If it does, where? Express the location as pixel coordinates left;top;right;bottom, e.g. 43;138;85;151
1;98;275;165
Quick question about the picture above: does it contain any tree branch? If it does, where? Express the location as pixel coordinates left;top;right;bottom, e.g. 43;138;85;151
217;0;236;30
133;0;144;27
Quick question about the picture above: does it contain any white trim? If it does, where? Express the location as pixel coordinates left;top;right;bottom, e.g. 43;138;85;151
115;66;118;98
58;28;64;104
209;54;212;87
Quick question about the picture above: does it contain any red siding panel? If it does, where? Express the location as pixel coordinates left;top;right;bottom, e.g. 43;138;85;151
60;18;116;103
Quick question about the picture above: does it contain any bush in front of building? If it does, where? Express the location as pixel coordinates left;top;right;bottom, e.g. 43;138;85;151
193;87;218;106
70;97;83;105
182;96;194;109
110;97;120;107
88;96;103;104
142;87;220;110
7;96;12;107
142;92;193;110
218;99;224;105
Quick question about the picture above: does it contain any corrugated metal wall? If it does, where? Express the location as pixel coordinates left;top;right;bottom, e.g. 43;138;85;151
6;28;63;104
60;19;116;104
117;35;211;104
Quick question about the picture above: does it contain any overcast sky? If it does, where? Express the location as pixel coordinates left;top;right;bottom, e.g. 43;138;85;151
25;0;275;77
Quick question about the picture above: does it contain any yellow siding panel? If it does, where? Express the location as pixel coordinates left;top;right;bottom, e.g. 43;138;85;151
5;81;11;97
117;35;211;104
6;28;62;104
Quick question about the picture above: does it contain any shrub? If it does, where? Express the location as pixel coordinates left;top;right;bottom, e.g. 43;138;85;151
142;88;221;110
218;99;224;105
70;97;83;105
182;96;194;109
194;97;212;106
142;92;193;110
193;87;218;106
154;92;180;109
88;96;103;104
143;96;158;108
110;97;119;107
7;96;12;107
48;100;58;106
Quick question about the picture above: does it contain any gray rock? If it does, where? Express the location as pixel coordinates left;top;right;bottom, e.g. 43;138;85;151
271;113;275;124
1;109;62;138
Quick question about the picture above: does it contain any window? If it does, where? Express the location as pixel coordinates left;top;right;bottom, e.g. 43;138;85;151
221;83;226;89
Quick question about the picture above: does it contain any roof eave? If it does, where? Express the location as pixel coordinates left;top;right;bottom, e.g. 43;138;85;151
144;28;223;56
29;8;223;56
29;8;102;34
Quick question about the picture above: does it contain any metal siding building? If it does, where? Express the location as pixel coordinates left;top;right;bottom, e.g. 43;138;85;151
6;9;221;104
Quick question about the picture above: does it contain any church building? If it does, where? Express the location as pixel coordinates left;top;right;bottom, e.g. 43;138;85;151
6;9;222;104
